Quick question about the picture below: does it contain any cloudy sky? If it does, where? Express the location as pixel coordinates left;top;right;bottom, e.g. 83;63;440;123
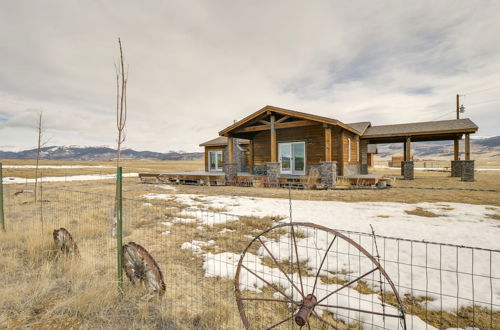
0;1;499;153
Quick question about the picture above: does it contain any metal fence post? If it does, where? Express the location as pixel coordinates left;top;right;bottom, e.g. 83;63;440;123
116;166;123;295
0;163;5;232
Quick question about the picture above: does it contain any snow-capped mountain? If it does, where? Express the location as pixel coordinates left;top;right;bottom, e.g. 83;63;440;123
0;146;203;161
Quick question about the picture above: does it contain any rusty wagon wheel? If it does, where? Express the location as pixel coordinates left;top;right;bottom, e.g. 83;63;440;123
234;222;407;329
122;242;166;296
53;228;80;256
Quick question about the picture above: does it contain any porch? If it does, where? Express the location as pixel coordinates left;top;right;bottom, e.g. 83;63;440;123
138;170;383;188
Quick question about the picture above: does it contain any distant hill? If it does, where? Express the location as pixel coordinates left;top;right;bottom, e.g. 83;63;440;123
0;146;203;161
376;136;500;159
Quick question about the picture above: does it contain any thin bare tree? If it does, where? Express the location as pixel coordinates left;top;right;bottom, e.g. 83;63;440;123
115;38;127;167
34;111;50;202
112;38;128;236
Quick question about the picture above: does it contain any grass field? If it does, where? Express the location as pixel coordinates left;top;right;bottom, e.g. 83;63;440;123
1;158;499;329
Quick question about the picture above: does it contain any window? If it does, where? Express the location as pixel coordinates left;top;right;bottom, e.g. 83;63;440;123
208;150;224;171
348;138;351;162
279;142;305;174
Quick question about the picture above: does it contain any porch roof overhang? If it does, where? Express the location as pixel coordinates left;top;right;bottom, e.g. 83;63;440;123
218;105;361;137
360;118;478;144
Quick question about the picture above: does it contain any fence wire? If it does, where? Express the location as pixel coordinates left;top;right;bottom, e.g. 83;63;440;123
1;182;499;329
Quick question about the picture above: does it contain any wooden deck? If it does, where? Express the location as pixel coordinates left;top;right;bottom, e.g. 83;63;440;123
139;171;322;188
138;171;385;189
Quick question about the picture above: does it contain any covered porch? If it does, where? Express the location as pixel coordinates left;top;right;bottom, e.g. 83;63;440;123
360;118;478;181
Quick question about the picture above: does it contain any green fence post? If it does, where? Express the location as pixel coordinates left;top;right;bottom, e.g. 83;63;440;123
116;166;123;296
0;163;5;232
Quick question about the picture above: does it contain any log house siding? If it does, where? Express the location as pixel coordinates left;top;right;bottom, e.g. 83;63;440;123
252;124;326;166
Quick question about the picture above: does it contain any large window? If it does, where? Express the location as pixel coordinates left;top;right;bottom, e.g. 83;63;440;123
279;142;305;175
208;150;224;171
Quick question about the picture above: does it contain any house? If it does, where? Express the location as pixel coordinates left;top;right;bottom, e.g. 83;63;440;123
198;105;478;184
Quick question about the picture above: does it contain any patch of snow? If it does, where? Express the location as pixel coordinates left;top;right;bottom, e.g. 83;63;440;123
154;184;177;190
161;231;170;235
219;228;235;233
3;173;138;184
3;165;114;169
161;221;172;227
143;202;153;207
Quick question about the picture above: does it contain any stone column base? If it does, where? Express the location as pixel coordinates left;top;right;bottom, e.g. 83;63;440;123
402;161;414;180
320;161;337;188
360;164;368;175
266;162;280;187
461;160;474;182
451;160;462;177
223;163;237;185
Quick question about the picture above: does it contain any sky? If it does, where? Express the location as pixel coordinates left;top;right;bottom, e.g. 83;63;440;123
0;1;499;153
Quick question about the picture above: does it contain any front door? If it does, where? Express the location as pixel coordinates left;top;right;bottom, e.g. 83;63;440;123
279;142;305;175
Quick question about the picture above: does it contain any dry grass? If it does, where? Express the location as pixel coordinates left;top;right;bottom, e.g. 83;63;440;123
405;207;442;217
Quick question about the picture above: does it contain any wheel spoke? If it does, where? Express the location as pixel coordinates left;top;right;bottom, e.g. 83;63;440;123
311;310;339;329
315;267;379;305
312;235;337;296
266;315;294;329
316;303;403;319
238;297;299;305
291;226;305;296
258;237;305;299
241;264;293;302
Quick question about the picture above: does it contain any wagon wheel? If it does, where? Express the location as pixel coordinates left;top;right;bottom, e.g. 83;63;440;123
122;242;166;296
53;228;80;256
234;222;407;329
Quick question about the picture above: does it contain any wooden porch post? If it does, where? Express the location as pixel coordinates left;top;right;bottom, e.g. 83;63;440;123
403;142;407;161
454;139;459;160
405;137;411;161
270;114;277;162
248;140;254;173
465;133;470;160
324;125;332;161
227;136;234;163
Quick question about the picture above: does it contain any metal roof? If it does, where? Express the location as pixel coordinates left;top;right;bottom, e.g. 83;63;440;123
363;118;478;138
199;136;250;147
346;122;371;135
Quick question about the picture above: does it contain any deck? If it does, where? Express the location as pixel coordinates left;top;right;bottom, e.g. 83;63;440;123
139;171;384;188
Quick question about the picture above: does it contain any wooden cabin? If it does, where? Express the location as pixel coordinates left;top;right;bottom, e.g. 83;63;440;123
199;105;478;179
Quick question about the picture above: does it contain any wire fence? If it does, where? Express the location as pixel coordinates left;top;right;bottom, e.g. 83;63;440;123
1;172;499;329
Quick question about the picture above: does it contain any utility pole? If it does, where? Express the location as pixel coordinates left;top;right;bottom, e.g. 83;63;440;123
454;94;460;161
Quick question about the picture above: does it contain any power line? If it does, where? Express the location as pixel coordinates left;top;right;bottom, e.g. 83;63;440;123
465;86;500;95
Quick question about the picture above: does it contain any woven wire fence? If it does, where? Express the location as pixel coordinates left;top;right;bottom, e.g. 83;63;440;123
1;182;499;329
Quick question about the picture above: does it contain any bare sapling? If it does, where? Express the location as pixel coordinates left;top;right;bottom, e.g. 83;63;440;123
34;112;51;202
112;38;128;236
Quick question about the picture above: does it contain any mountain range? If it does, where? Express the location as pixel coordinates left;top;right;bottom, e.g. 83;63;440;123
0;146;203;161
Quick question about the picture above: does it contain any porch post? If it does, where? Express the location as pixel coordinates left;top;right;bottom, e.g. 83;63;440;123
402;137;414;180
454;139;459;160
224;136;237;184
270;114;277;162
228;136;234;163
465;133;470;160
248;140;254;174
451;135;462;177
324;125;332;161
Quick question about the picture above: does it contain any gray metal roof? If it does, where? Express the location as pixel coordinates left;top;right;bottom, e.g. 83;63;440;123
363;118;478;137
346;122;371;135
199;136;249;147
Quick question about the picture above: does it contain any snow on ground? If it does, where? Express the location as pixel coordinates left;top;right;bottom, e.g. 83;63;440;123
2;165;114;169
203;251;433;329
146;192;500;327
2;173;138;184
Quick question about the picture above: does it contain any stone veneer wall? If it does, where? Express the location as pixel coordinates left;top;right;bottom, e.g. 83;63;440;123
451;160;462;177
402;161;414;180
319;162;337;187
266;162;280;185
461;160;474;182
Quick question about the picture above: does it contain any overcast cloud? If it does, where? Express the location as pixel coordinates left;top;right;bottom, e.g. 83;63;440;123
0;1;499;152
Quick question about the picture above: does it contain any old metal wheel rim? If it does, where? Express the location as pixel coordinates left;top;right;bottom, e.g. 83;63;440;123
234;222;407;329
